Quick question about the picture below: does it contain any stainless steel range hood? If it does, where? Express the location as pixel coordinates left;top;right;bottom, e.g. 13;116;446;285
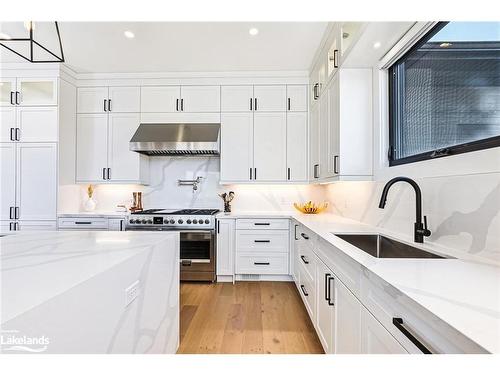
129;123;220;156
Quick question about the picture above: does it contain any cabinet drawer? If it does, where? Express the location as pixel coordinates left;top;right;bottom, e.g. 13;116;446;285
297;240;316;281
236;230;288;253
298;262;315;320
235;252;288;275
236;218;289;230
58;217;109;230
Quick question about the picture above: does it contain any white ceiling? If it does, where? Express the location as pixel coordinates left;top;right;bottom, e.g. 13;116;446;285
1;22;328;73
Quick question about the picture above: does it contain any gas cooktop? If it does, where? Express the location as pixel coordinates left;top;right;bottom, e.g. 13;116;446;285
127;208;220;230
131;209;219;216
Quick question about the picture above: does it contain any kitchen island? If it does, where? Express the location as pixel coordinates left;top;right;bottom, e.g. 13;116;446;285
0;231;179;354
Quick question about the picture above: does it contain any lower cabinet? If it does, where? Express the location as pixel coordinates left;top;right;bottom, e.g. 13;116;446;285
316;258;335;353
216;218;235;280
334;275;362;353
57;216;126;231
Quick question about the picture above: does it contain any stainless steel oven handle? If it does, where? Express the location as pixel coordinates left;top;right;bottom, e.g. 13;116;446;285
180;259;211;264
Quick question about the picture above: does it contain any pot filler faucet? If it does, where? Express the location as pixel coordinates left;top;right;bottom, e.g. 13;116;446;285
378;177;431;243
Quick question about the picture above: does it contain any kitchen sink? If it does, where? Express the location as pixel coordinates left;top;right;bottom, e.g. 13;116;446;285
334;234;448;259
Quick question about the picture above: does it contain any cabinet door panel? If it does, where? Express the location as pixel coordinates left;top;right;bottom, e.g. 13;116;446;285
0;78;17;106
286;112;308;181
17;107;58;142
181;86;220;112
319;92;330;179
216;219;235;277
254;85;286;112
335;278;362;354
108;113;142;182
361;307;408;354
221;86;253;112
316;260;335;353
18;78;58;106
328;76;340;176
77;87;108;113
140;86;180;113
286;85;308;112
76;114;108;182
16;143;57;221
253;112;286;181
0;144;16;220
0;107;16;142
309;103;320;180
108;86;140;113
220;113;253;182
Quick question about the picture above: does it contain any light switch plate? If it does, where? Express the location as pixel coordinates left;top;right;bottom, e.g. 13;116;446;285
125;280;140;307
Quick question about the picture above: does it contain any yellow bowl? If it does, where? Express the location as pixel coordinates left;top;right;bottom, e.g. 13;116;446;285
293;201;328;214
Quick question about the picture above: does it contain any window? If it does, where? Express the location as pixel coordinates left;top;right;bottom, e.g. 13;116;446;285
388;22;500;166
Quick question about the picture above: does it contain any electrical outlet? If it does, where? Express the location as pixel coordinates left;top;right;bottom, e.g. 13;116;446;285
125;280;140;307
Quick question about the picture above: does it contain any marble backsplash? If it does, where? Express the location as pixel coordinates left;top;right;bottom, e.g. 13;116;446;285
324;172;500;264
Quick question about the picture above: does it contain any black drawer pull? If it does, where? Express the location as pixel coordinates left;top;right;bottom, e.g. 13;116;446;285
254;223;270;226
325;273;331;301
254;262;270;265
392;318;432;354
75;221;92;225
327;276;335;306
254;240;270;243
300;233;309;240
300;285;309;296
300;255;309;264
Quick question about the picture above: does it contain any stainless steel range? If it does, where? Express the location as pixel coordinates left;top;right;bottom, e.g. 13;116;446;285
126;209;219;282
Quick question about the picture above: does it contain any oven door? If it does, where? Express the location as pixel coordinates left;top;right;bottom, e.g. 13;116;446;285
180;231;215;276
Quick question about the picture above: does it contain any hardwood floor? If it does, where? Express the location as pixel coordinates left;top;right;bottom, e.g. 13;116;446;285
177;281;324;354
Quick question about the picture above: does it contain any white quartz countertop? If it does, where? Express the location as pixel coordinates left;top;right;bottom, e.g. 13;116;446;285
0;231;178;324
218;211;500;353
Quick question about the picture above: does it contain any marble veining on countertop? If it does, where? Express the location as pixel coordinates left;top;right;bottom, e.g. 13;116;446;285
219;210;500;353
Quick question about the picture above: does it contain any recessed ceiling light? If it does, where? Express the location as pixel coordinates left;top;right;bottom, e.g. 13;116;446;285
249;28;259;36
124;30;135;39
373;41;382;49
439;42;452;48
0;32;11;40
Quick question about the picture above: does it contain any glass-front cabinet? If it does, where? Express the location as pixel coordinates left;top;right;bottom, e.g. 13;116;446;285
0;78;58;106
0;78;17;106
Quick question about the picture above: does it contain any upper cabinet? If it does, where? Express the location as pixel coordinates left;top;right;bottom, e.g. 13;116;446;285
253;85;286;112
77;86;140;113
0;78;58;107
221;86;253;112
140;85;220;113
286;85;308;112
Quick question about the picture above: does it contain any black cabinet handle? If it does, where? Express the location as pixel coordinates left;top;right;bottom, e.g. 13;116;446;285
249;167;252;180
254;240;271;243
119;220;123;231
300;285;309;296
108;99;112;111
287;97;291;111
254;262;270;265
9;222;13;231
15;222;19;230
10;91;14;105
9;206;14;219
217;220;220;234
254;223;270;226
107;168;111;180
15;128;20;141
10;128;14;141
15;91;20;105
176;98;179;111
15;206;19;219
300;255;309;264
102;168;106;180
294;224;299;240
327;276;335;306
254;167;257;180
104;99;107;112
392;318;432;354
75;221;92;225
334;155;339;174
250;98;253;111
254;98;257;111
181;98;184;111
313;164;319;179
287;167;291;180
325;273;331;301
333;49;339;68
313;84;319;100
300;232;309;240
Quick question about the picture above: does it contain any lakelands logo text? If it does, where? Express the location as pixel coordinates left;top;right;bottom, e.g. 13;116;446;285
0;330;50;353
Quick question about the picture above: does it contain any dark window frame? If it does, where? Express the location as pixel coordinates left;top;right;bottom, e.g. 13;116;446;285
388;22;500;167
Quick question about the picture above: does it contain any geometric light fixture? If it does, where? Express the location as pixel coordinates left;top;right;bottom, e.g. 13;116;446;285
0;21;64;63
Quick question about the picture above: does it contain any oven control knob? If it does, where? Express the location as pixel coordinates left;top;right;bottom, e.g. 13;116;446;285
186;219;192;224
204;219;210;224
130;219;136;224
192;219;198;224
141;219;147;224
169;219;175;224
147;219;153;224
199;221;204;225
178;219;184;224
163;219;169;224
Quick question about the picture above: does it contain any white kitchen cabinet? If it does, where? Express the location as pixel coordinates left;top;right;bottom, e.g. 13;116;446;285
17;78;58;106
76;114;108;182
220;112;254;182
254;85;286;112
108;86;140;113
221;85;253;112
0;78;17;106
328;75;340;177
77;87;109;113
0;107;16;141
108;218;126;231
316;258;336;354
253;112;286;182
309;102;320;180
16;107;58;142
108;113;145;182
286;85;308;112
180;86;220;112
334;275;362;354
361;306;408;354
286;112;308;182
0;143;16;221
16;143;57;221
216;218;235;280
17;220;57;231
140;86;180;113
319;91;329;179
